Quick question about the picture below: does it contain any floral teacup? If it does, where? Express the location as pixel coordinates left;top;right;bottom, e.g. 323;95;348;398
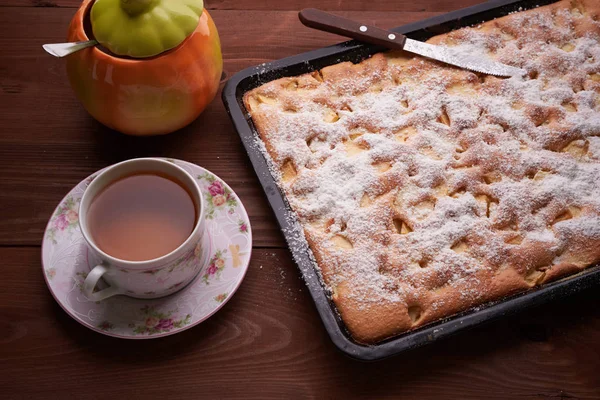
79;158;207;301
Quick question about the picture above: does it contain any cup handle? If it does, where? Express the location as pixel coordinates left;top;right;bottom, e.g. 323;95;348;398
83;264;122;301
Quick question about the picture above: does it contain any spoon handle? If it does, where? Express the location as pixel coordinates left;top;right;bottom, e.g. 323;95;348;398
42;40;98;58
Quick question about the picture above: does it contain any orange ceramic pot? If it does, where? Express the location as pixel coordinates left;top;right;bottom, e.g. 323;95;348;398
66;0;222;136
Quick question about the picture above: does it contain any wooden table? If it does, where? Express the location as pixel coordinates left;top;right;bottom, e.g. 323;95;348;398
1;0;599;398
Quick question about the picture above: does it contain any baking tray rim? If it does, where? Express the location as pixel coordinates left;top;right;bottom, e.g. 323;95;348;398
221;0;600;361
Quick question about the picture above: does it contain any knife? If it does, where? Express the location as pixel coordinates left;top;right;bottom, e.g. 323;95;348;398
298;8;525;78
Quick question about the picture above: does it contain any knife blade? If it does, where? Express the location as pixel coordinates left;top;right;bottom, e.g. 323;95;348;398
299;8;525;78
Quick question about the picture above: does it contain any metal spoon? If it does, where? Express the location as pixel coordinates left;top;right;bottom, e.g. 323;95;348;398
42;40;98;58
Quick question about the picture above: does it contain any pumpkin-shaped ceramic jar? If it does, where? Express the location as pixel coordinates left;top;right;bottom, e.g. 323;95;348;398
66;0;222;135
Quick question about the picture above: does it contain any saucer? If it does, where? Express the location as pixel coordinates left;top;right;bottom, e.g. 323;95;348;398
42;159;252;339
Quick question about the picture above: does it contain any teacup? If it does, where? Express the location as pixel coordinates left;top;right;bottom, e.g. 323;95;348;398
79;158;207;301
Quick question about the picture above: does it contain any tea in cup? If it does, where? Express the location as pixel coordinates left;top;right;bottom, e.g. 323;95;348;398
79;158;207;301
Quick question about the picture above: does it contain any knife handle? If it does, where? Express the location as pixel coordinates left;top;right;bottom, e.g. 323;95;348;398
299;8;407;49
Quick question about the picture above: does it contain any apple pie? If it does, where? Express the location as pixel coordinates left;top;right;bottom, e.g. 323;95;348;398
244;0;600;343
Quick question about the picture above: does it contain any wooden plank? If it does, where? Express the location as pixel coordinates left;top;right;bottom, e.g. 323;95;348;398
0;8;440;246
0;8;443;52
0;145;286;248
0;0;485;12
1;247;599;399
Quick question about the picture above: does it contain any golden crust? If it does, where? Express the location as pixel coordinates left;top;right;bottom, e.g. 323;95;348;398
245;0;600;344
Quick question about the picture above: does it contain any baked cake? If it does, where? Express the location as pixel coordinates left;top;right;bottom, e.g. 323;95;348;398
244;0;600;343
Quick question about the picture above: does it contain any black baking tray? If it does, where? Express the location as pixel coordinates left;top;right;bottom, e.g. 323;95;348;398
222;0;600;360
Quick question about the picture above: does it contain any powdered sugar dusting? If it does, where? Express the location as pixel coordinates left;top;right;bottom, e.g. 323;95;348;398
245;0;600;341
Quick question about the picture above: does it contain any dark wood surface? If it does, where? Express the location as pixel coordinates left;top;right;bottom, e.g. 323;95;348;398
0;0;598;398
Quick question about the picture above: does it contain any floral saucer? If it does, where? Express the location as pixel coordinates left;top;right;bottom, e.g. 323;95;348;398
42;159;252;339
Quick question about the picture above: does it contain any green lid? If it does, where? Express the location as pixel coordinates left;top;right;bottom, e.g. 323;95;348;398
91;0;204;58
